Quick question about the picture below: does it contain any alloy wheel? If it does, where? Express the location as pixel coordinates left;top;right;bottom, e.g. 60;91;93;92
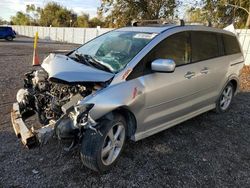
101;123;125;166
220;85;233;111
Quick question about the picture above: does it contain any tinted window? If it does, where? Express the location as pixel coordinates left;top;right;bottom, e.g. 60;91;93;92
191;31;219;62
127;32;190;80
142;31;190;69
0;27;6;31
217;34;225;56
150;31;190;66
223;34;241;55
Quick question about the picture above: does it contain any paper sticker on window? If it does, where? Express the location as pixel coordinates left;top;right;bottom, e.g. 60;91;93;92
133;33;157;39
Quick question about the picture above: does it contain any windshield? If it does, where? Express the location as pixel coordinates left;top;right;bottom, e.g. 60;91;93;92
69;31;157;73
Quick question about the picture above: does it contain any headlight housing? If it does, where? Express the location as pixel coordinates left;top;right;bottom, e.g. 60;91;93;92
69;103;95;128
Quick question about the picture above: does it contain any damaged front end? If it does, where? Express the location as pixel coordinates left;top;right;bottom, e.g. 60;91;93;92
11;54;113;148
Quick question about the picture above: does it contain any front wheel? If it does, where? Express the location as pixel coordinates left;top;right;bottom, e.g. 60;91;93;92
80;114;127;172
215;83;234;113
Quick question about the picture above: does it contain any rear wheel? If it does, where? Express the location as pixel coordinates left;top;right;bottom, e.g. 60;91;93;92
5;36;13;41
80;114;127;172
215;83;234;113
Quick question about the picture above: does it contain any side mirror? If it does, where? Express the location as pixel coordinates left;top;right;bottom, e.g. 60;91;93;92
151;59;176;73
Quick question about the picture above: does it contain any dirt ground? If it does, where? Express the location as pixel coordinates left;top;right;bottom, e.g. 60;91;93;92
1;36;250;188
240;65;250;91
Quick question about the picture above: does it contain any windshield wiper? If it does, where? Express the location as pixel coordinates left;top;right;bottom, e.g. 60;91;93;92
70;53;113;73
82;54;113;73
71;53;93;67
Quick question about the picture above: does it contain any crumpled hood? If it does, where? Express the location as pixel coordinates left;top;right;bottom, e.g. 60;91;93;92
41;53;114;83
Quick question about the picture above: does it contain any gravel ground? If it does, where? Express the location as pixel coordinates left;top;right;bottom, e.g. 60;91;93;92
1;36;250;188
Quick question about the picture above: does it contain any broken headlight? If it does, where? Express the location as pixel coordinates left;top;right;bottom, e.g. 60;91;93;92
69;103;95;128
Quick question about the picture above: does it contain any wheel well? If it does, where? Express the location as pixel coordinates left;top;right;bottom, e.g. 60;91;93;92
229;79;238;92
114;107;137;138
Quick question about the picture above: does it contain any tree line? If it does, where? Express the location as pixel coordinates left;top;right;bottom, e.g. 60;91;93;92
186;0;250;28
0;0;249;28
8;2;105;28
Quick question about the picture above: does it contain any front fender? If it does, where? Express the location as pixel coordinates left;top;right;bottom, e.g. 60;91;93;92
79;79;145;120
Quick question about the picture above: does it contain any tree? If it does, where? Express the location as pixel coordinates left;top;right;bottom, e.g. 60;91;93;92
100;0;179;27
11;11;30;25
0;17;8;25
39;2;77;27
89;17;104;27
26;4;42;25
186;8;207;23
225;1;250;28
76;13;89;27
186;0;250;28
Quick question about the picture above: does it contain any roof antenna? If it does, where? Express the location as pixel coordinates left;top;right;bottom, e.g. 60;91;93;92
179;19;185;26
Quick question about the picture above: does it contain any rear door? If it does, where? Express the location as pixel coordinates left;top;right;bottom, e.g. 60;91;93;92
189;31;227;109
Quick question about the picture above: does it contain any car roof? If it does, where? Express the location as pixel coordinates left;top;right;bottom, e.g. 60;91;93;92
116;24;177;33
116;24;235;36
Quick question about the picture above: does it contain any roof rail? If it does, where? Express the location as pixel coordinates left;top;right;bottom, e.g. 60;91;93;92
131;19;185;27
180;21;212;27
131;19;212;27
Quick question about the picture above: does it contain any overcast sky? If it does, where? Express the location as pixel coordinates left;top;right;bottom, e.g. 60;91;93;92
0;0;101;21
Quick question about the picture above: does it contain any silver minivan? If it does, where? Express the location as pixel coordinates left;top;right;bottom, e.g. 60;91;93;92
11;22;244;172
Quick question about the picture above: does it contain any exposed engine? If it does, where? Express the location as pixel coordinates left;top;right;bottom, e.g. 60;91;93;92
18;69;97;125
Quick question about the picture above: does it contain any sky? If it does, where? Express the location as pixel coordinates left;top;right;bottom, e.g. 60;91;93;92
0;0;200;21
0;0;101;21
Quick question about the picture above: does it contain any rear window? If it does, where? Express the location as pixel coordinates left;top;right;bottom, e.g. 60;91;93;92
223;34;241;55
191;31;219;62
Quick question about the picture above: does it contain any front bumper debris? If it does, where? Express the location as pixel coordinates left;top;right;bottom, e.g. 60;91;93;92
11;103;37;148
11;103;55;148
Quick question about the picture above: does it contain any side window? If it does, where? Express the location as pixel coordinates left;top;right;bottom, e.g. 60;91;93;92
191;31;219;62
143;32;190;73
149;31;190;66
217;34;225;56
223;34;241;55
127;32;190;80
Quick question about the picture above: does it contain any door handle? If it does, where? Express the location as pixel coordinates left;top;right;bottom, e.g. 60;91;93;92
200;67;209;74
184;71;195;79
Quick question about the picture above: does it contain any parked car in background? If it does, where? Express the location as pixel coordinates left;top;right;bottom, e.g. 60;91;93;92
11;20;244;172
0;26;16;41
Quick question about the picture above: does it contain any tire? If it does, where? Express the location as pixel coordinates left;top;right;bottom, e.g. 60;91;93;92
80;113;127;172
5;36;13;41
215;82;234;113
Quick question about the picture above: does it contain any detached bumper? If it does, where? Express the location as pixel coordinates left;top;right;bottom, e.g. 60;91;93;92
11;103;37;148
